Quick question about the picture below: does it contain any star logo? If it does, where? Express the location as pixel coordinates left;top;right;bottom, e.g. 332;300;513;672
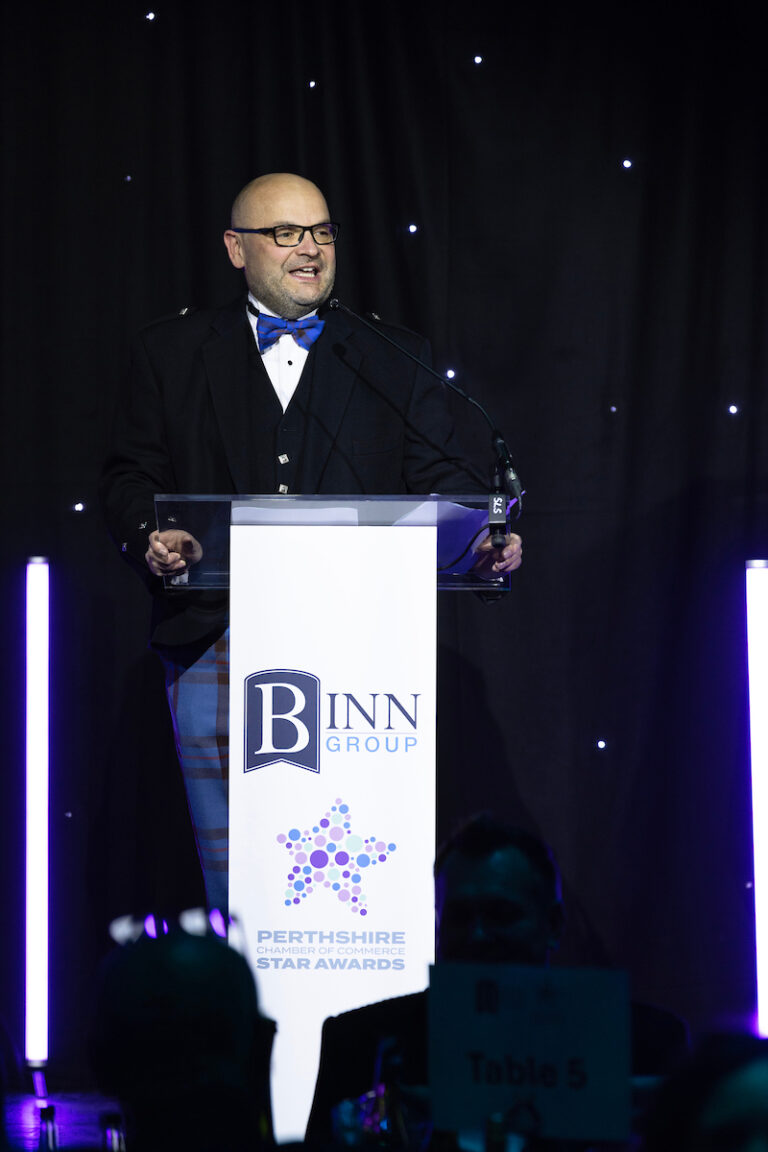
277;799;397;915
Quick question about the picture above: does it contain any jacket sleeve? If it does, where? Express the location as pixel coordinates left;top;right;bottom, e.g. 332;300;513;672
401;338;487;494
99;330;176;585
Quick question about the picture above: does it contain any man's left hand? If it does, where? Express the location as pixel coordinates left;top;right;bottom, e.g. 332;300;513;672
473;532;523;575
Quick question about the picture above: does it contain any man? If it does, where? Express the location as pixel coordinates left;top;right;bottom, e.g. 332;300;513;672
91;926;275;1151
305;814;690;1146
101;173;522;911
305;814;565;1144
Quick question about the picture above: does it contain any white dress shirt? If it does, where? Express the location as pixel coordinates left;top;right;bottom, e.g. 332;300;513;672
247;293;317;412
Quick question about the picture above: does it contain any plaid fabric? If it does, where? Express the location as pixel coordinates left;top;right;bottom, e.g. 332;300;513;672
160;630;230;912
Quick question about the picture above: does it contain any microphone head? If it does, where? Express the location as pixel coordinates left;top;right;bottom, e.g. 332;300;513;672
328;298;340;310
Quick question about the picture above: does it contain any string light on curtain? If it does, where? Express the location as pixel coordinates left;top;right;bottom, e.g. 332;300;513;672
446;369;456;379
474;56;483;64
596;740;607;750
72;503;85;513
145;11;156;20
408;224;418;233
622;159;633;169
729;405;740;415
308;80;316;88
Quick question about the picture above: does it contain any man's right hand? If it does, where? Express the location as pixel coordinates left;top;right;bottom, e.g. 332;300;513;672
145;529;204;576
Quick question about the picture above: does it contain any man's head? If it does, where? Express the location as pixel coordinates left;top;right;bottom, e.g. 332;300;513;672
92;927;272;1100
435;814;564;966
91;927;275;1148
641;1033;768;1152
223;173;336;319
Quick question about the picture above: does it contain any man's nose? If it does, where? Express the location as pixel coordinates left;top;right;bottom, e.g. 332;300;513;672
297;229;320;256
469;914;496;943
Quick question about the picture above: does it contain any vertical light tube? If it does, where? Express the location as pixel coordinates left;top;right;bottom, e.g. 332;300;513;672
746;560;768;1035
26;557;49;1066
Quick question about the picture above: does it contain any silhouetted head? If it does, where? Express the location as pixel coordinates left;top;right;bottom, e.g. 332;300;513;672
91;926;274;1150
434;814;564;965
641;1032;768;1152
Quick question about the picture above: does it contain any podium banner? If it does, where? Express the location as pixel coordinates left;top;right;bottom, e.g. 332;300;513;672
229;523;437;1140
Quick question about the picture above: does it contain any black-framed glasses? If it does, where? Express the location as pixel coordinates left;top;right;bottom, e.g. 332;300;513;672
231;222;339;246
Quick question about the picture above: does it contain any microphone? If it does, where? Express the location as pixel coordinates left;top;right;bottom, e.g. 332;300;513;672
327;299;523;530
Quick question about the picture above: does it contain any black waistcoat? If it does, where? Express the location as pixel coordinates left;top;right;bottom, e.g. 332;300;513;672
245;332;315;494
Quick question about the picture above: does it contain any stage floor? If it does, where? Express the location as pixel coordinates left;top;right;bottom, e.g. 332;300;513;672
4;1092;122;1150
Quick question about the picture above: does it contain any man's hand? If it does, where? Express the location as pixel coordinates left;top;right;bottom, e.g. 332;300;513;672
145;529;203;577
472;531;522;576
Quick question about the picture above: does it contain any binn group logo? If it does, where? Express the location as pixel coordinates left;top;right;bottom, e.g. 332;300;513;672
245;669;320;774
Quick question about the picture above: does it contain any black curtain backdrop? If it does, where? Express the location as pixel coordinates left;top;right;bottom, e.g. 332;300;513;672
2;0;767;1078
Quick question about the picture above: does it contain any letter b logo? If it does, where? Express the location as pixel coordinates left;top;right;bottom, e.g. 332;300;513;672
245;670;320;773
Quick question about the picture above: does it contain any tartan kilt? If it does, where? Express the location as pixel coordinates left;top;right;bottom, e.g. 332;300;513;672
158;629;230;911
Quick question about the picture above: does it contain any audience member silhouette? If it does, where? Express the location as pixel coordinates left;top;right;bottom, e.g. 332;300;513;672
90;921;275;1151
306;813;688;1146
640;1031;768;1152
306;815;566;1144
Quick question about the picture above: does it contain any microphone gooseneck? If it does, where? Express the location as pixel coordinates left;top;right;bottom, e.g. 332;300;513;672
328;298;523;518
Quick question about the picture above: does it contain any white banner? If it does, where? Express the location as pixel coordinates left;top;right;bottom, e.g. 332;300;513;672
229;523;437;1140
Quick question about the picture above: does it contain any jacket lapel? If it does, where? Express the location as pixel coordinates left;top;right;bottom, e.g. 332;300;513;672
201;298;257;493
201;299;365;496
299;308;362;492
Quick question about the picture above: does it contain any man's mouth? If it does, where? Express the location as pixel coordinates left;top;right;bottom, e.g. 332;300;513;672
290;266;320;280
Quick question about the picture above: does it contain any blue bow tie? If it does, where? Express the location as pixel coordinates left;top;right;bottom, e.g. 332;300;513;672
254;310;325;353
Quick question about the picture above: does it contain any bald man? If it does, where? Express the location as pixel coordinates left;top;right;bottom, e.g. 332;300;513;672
101;173;521;910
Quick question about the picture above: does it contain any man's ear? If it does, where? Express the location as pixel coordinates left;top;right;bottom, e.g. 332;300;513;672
223;230;245;269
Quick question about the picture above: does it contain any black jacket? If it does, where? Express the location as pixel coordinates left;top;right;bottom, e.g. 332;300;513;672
101;297;484;645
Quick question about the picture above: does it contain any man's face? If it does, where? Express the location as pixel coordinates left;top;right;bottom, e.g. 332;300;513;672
435;845;563;966
223;179;336;319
